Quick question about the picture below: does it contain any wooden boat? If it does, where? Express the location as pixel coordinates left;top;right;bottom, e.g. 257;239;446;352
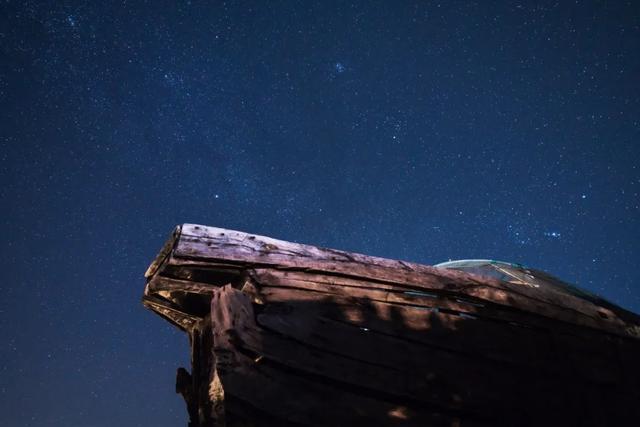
143;224;640;426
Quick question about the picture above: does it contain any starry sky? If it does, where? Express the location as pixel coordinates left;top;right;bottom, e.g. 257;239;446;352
1;1;639;425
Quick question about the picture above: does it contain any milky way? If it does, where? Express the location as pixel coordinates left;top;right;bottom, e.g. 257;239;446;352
1;1;639;425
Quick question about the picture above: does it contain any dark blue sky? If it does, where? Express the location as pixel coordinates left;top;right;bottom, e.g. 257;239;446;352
1;1;639;425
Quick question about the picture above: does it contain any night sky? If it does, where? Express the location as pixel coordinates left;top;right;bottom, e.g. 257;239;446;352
2;1;639;425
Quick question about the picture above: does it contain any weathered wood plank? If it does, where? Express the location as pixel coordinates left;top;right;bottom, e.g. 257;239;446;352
147;275;224;295
150;268;623;355
256;303;533;408
209;285;626;426
254;286;556;369
255;299;638;424
248;268;632;339
145;225;181;278
210;285;480;426
157;224;634;337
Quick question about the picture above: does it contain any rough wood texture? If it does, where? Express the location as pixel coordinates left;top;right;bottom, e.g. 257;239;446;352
143;224;640;426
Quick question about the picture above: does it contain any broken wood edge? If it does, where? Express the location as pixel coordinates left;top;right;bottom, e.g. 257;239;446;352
144;224;182;279
143;224;640;341
142;294;200;331
170;225;620;324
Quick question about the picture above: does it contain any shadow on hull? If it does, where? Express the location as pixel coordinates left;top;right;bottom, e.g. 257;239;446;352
143;224;640;426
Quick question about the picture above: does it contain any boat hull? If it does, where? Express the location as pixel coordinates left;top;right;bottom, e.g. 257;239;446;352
143;224;640;426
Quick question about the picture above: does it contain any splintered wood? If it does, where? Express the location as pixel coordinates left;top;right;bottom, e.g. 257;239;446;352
143;224;640;426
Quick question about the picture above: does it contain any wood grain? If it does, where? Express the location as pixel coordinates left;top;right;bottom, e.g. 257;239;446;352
142;224;640;426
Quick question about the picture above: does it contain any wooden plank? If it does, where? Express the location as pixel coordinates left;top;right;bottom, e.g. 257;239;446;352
253;298;640;425
209;285;623;426
210;285;480;426
216;352;473;426
147;275;224;295
248;269;633;340
142;295;200;330
144;225;181;278
255;301;538;409
160;224;635;338
255;286;557;369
